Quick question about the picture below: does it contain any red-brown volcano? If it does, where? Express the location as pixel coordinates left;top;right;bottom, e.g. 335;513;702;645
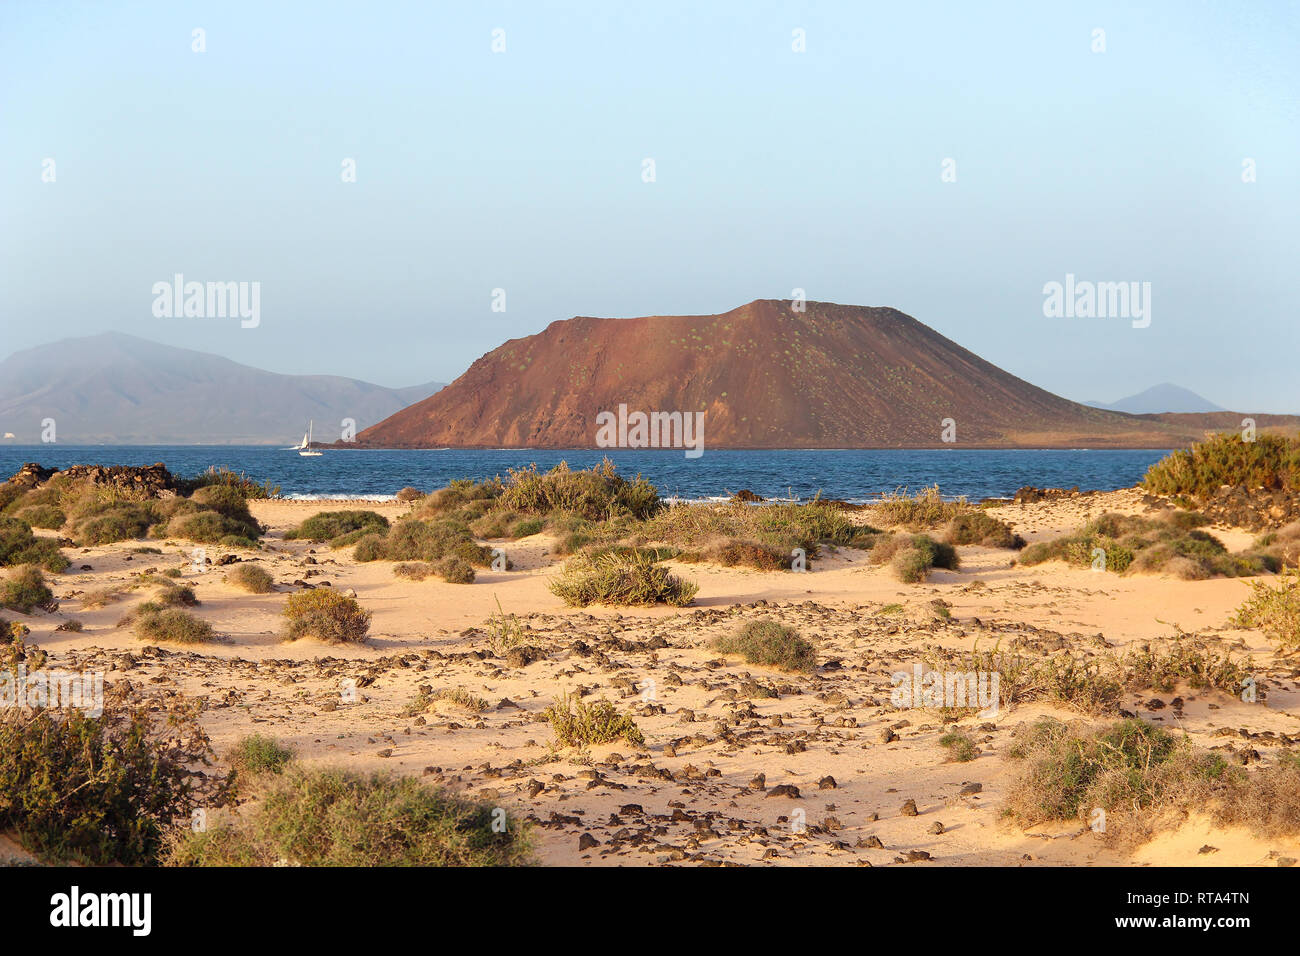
353;300;1281;449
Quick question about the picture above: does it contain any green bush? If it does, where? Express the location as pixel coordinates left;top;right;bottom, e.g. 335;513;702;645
353;518;492;566
870;533;959;582
544;692;645;747
227;734;294;779
14;505;65;530
1017;511;1268;578
0;516;69;572
284;510;390;543
133;608;215;644
1004;718;1229;832
1143;432;1300;498
436;557;476;584
944;511;1025;549
548;549;698;607
282;588;371;644
0;704;230;865
1;565;54;613
712;620;816;671
227;562;275;594
165;766;532;866
1233;566;1300;648
497;459;661;521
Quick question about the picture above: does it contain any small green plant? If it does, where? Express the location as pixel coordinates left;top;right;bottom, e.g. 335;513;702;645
870;533;959;583
227;734;295;779
227;562;275;594
405;686;490;715
548;549;698;607
0;516;68;572
544;692;645;748
284;510;390;544
1232;565;1300;648
281;588;371;644
0;703;231;865
939;731;979;762
1;565;55;613
133;608;216;644
484;595;525;655
712;620;816;671
164;766;532;866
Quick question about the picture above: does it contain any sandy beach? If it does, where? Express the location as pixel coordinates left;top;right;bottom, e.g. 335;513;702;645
7;488;1297;868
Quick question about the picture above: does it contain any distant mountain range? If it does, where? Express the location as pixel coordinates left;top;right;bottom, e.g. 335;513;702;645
0;333;442;445
1086;383;1225;415
353;299;1299;449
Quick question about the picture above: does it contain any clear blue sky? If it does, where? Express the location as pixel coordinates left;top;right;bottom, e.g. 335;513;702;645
2;1;1297;410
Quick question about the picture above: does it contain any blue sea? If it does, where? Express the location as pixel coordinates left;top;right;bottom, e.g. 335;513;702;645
0;446;1171;502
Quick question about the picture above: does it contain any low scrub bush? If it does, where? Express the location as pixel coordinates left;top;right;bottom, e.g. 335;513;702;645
227;562;275;594
1142;432;1300;498
164;766;531;866
544;692;645;747
870;533;959;583
284;510;389;544
281;588;371;644
549;550;697;607
0;516;69;572
1232;566;1300;648
0;703;231;865
711;620;816;671
133;608;216;644
1;565;55;613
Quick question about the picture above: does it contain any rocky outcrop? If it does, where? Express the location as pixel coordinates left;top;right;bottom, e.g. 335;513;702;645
6;462;181;498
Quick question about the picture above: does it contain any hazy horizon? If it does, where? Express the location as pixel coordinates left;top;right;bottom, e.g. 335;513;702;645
3;1;1297;411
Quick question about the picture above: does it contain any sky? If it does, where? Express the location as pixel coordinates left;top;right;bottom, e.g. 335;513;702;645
2;1;1297;410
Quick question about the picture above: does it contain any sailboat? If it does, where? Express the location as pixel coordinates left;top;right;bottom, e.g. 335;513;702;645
297;421;323;457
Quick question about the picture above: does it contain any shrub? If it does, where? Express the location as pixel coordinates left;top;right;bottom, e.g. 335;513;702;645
79;588;121;609
1143;432;1300;498
944;511;1025;549
227;563;274;594
353;518;492;566
395;486;425;503
497;459;661;521
645;499;862;565
0;516;69;572
163;510;260;547
182;466;280;499
1004;718;1229;839
405;686;490;715
1;565;55;613
133;608;216;644
870;485;970;529
939;731;979;762
393;561;436;581
436;557;476;584
282;588;371;644
227;734;294;779
1017;511;1267;578
71;502;160;546
14;505;65;530
548;550;698;607
284;510;390;543
544;693;645;747
870;533;959;583
0;704;231;865
712;621;816;671
164;766;531;866
1233;566;1300;648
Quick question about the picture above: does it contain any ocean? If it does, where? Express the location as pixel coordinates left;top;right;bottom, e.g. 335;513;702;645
0;446;1172;502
